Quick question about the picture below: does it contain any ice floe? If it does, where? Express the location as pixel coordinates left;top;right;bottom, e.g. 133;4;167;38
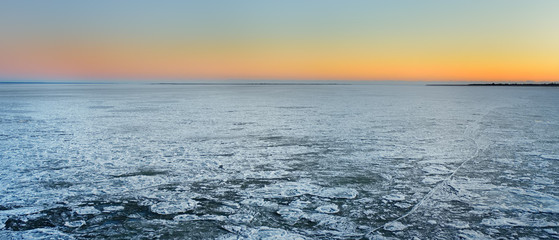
173;214;227;222
247;181;358;199
383;193;405;201
64;220;86;228
73;206;101;215
149;200;197;215
220;225;307;240
316;204;339;214
383;221;407;231
277;207;304;223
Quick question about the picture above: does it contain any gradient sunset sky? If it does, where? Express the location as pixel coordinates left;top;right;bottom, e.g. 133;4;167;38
1;0;558;82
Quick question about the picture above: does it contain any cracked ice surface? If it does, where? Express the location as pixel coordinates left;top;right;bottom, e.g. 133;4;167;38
1;83;559;239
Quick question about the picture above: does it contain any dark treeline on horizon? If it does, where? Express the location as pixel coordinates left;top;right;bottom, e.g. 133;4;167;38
428;82;559;87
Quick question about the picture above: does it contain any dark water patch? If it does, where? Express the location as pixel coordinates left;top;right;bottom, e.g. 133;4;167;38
330;174;382;186
0;134;12;140
111;169;169;178
0;204;22;211
233;122;255;126
200;152;235;157
4;206;72;231
259;136;284;141
43;181;74;189
446;200;473;214
4;217;56;231
0;117;33;124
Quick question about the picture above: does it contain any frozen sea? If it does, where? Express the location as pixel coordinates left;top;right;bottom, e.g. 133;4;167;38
0;83;558;239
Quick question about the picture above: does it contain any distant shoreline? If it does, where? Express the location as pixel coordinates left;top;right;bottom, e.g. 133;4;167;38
154;82;351;86
0;81;350;86
0;81;112;85
427;83;559;87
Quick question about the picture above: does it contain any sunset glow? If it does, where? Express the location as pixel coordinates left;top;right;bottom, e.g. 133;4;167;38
1;1;558;81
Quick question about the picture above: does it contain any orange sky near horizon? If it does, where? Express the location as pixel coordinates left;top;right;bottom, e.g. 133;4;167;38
1;1;558;82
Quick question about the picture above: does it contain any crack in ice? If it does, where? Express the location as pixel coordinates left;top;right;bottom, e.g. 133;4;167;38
367;109;490;235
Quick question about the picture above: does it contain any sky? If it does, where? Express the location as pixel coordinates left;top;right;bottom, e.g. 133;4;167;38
1;0;558;82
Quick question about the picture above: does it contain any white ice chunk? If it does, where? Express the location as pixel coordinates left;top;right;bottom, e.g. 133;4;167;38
383;221;407;231
316;188;358;199
241;198;279;209
220;225;308;240
64;220;86;228
174;214;227;222
315;204;339;214
383;193;405;201
103;205;124;212
277;207;304;223
150;199;197;215
74;206;101;215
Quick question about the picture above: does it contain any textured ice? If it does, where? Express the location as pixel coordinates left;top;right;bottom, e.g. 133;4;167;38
64;220;86;228
481;217;559;228
316;188;359;199
174;214;227;222
540;154;559;160
248;182;357;199
383;193;406;201
248;182;321;198
422;165;453;175
277;207;305;223
383;221;407;231
0;228;75;240
315;204;339;214
228;213;255;223
73;206;101;215
241;198;279;209
102;205;125;212
304;213;357;233
1;83;559;239
149;200;197;215
220;225;308;240
422;175;445;184
458;229;490;240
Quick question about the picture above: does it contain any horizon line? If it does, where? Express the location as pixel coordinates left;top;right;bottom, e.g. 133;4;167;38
1;78;557;83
